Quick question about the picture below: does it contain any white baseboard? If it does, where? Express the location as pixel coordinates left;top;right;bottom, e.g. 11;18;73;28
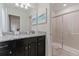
52;42;79;55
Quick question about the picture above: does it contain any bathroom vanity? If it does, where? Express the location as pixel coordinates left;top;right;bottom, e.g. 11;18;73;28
0;32;46;56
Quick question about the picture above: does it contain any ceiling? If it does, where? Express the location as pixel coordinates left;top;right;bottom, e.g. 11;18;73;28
3;3;79;12
4;3;37;8
3;3;37;11
51;3;79;11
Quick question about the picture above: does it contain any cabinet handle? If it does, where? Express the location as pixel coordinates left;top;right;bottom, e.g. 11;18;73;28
38;43;40;45
29;45;30;48
9;51;12;54
25;47;28;50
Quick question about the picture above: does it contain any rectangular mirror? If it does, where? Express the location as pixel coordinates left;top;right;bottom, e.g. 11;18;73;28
9;15;20;32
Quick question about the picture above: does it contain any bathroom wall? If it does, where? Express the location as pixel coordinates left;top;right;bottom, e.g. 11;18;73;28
0;4;3;32
0;3;31;32
31;3;52;56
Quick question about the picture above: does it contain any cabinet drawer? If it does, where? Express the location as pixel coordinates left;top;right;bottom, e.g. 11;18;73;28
0;41;9;46
0;49;10;56
0;48;15;56
0;45;10;51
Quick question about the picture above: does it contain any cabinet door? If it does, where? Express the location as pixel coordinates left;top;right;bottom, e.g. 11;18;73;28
28;37;37;56
24;44;29;56
8;40;16;56
37;36;45;56
0;50;10;56
29;42;37;56
23;38;29;56
15;39;25;56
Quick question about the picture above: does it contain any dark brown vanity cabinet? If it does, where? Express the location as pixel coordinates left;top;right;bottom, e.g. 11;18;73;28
15;39;25;56
37;36;45;56
0;42;10;56
0;40;16;56
0;35;45;56
28;37;37;56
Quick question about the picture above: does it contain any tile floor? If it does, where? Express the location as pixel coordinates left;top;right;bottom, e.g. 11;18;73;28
52;48;77;56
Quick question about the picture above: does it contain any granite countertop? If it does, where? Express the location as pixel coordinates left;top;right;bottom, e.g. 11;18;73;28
0;32;46;42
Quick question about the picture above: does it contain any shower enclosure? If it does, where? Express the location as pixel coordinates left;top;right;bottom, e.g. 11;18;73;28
52;10;79;56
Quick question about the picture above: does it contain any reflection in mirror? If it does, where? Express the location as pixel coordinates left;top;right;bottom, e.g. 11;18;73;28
9;15;20;32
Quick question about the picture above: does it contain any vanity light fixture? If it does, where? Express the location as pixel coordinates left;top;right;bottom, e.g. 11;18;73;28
27;3;31;7
20;4;24;8
25;6;28;9
15;3;31;9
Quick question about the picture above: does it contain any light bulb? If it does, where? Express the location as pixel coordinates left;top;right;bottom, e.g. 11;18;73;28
15;3;19;7
25;6;28;9
15;3;30;10
27;3;31;7
63;4;67;6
